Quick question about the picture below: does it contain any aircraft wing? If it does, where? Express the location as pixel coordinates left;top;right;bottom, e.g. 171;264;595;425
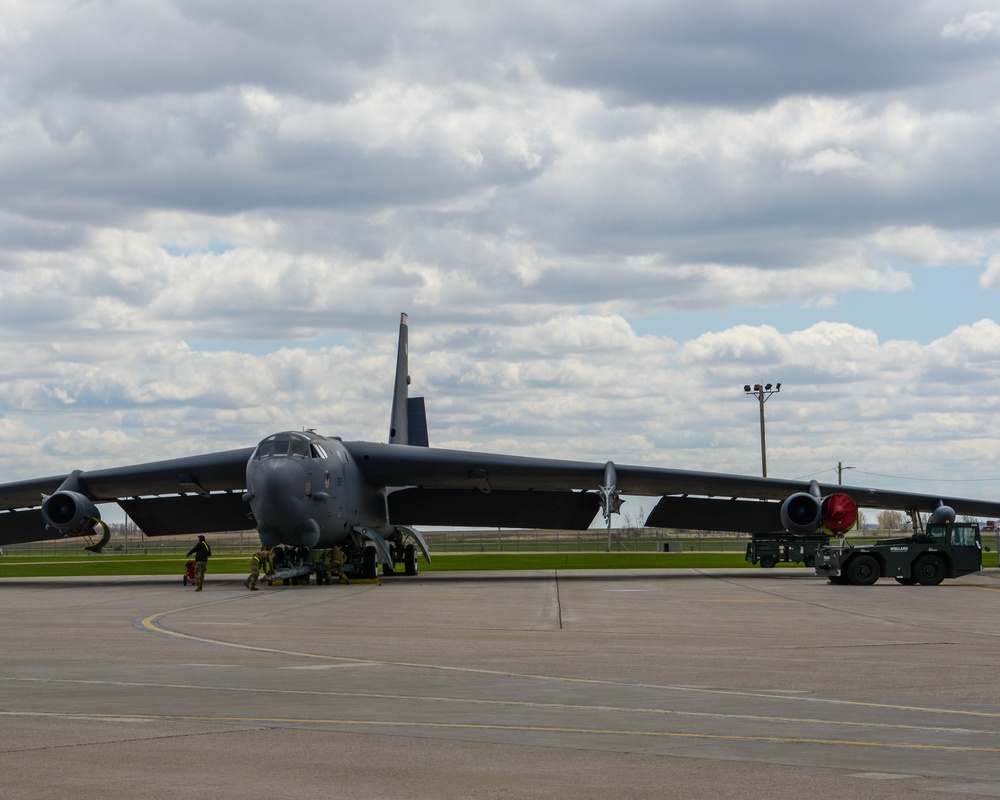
0;448;255;545
345;441;1000;532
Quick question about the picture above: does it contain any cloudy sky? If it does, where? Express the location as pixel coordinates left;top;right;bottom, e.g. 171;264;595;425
2;0;1000;520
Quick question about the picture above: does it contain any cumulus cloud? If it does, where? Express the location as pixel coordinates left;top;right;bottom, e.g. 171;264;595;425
942;11;1000;41
1;0;1000;505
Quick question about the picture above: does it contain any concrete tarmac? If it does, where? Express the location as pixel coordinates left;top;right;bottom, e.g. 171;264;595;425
4;567;1000;798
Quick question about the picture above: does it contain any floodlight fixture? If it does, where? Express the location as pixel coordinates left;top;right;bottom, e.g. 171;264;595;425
742;380;782;477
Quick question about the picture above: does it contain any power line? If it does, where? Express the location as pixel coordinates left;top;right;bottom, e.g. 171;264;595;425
793;468;839;481
790;468;1000;484
851;469;1000;483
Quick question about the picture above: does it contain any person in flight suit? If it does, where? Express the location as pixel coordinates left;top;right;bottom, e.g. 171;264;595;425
185;535;212;592
244;549;272;591
330;545;349;584
313;547;330;584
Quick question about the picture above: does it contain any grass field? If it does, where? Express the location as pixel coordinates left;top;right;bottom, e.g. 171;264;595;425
0;551;761;578
3;525;997;579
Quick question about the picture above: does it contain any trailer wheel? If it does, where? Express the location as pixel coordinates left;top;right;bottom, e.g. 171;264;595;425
847;554;879;586
914;554;945;586
759;554;777;569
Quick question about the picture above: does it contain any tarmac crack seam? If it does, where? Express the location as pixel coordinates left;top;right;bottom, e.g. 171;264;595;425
0;718;274;755
136;602;1000;722
554;571;563;630
3;675;999;738
3;710;1000;754
690;569;1000;638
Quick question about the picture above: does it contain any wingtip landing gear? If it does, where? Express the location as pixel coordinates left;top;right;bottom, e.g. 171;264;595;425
83;519;111;554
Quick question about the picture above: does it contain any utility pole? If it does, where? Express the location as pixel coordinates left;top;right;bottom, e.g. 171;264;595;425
743;382;781;477
838;461;855;485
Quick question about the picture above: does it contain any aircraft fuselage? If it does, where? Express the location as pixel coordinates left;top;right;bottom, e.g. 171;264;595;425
244;430;387;550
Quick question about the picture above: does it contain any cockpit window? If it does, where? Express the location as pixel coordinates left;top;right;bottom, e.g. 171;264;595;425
255;434;311;460
311;443;328;459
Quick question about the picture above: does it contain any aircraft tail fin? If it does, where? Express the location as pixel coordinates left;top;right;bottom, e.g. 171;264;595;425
407;397;429;447
388;313;429;446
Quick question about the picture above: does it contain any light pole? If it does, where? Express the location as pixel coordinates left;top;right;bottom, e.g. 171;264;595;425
743;382;781;477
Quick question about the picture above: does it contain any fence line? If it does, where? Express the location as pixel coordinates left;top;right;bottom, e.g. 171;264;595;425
2;527;899;557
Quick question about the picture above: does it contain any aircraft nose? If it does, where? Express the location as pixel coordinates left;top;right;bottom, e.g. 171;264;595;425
251;458;305;534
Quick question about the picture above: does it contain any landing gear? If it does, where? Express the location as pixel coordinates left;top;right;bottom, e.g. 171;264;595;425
404;543;418;576
339;526;428;580
362;546;378;580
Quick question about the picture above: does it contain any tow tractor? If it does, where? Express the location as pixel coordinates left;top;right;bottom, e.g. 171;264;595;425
814;517;984;586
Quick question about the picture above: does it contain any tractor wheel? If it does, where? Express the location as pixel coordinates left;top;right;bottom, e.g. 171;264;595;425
846;554;879;586
914;554;945;586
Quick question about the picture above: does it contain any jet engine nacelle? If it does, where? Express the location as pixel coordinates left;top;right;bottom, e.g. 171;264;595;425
780;489;858;535
41;491;101;534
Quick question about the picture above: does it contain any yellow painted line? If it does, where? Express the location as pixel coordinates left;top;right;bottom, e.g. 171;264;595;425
956;584;1000;594
141;606;1000;720
136;589;1000;727
2;709;1000;753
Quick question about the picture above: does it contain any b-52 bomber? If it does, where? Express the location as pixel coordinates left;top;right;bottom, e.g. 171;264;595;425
3;313;1000;580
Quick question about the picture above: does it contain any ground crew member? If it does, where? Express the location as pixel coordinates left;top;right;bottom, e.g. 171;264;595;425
244;549;271;591
330;545;349;584
313;547;330;584
185;535;212;592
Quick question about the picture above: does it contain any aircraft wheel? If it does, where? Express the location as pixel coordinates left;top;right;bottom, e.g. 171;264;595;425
846;554;879;586
759;555;777;569
914;554;945;586
382;562;396;576
362;546;378;580
404;543;418;576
